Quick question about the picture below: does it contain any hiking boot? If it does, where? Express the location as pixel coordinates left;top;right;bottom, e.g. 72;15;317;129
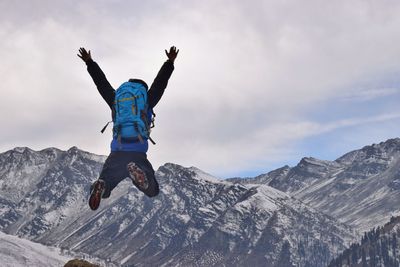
127;162;149;190
89;179;105;210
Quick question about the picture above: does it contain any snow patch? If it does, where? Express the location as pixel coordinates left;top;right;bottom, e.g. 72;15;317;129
189;167;229;184
0;231;71;267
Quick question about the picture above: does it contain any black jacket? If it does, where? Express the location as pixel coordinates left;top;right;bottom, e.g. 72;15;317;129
86;59;175;112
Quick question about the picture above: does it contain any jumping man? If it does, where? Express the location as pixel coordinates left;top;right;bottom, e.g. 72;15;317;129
78;46;179;210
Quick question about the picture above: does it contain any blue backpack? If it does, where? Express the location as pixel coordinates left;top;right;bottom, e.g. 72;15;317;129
108;81;155;144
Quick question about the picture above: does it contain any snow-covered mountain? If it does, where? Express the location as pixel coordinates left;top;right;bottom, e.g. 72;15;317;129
0;146;105;238
231;138;400;233
0;147;356;267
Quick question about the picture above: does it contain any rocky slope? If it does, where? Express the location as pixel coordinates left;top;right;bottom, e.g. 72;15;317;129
0;147;356;266
231;138;400;233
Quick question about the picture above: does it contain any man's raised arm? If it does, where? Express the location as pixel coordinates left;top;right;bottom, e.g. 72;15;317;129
148;46;179;109
78;47;115;108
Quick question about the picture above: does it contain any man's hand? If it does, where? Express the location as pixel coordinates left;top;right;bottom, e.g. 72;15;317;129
165;46;179;63
77;47;92;63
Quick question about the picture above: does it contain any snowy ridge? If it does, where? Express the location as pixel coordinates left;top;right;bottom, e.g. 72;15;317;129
0;148;357;267
233;138;400;233
189;166;229;184
4;138;400;266
297;138;400;232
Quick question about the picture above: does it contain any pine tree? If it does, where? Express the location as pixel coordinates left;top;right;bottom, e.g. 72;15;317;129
392;232;397;258
369;246;376;267
362;248;367;267
276;241;294;267
362;232;368;244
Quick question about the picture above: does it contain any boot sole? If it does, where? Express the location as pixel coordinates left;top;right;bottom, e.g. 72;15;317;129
127;163;149;190
89;181;104;210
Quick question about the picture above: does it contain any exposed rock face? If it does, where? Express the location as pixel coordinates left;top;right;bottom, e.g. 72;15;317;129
0;147;356;266
232;138;400;233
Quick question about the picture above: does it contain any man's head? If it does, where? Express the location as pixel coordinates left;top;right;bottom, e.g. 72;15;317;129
129;78;148;90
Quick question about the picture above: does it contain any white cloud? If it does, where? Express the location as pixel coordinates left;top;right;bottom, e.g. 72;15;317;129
150;112;400;176
1;0;400;176
341;87;400;102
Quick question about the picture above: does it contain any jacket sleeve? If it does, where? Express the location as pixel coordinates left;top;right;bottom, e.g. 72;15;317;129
148;60;175;109
86;59;115;108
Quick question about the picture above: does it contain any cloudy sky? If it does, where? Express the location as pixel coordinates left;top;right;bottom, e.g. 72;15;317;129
1;0;400;177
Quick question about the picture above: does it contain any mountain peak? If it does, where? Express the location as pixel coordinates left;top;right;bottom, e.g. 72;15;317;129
67;146;80;153
188;166;224;183
336;137;400;165
12;147;31;153
298;156;334;167
157;163;225;184
375;137;400;152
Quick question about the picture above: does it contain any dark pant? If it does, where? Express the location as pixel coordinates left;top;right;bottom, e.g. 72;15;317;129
98;151;159;198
